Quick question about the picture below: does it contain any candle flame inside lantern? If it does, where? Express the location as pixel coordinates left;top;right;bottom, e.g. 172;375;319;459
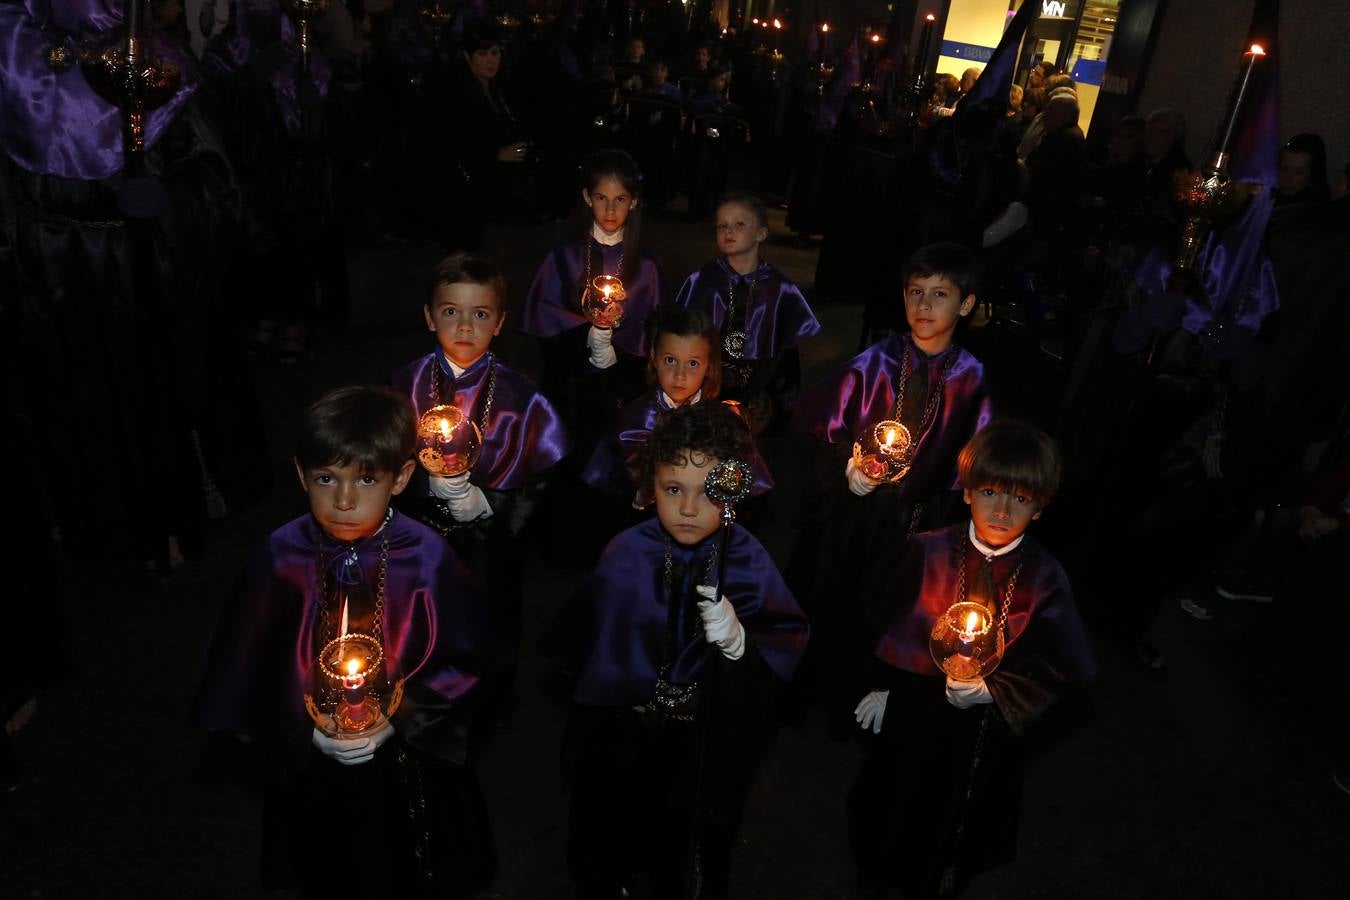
821;22;830;32
439;418;451;440
926;13;936;21
346;658;362;677
884;427;899;448
1249;44;1265;55
964;610;983;634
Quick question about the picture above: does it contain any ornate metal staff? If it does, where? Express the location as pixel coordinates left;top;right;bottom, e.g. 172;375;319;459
683;457;755;899
281;0;331;75
79;0;182;165
1173;44;1266;272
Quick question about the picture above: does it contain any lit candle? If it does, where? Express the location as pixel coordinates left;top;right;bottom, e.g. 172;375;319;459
882;426;899;452
956;608;987;656
1214;44;1266;160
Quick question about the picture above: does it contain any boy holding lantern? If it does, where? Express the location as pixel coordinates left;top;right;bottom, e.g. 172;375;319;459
788;242;993;727
542;403;809;899
196;385;511;897
392;252;569;649
847;422;1095;899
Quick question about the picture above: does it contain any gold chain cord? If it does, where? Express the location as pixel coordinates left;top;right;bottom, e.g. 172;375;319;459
955;539;1026;639
317;525;391;643
430;352;498;442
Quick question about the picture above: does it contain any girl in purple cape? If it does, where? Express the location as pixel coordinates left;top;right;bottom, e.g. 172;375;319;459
543;403;809;900
674;191;821;436
196;386;510;897
582;305;773;505
517;148;663;444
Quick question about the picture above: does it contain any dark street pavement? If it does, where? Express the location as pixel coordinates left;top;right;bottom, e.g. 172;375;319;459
3;207;1348;899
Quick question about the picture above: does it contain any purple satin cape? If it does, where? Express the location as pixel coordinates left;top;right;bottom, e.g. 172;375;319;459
673;258;821;360
518;237;663;357
1132;34;1280;339
195;512;511;769
580;391;774;498
541;519;809;707
0;0;200;179
874;525;1096;685
391;351;570;491
793;334;993;497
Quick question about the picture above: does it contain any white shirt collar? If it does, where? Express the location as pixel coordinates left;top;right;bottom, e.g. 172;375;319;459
660;389;702;409
968;521;1024;559
592;222;624;246
440;350;476;378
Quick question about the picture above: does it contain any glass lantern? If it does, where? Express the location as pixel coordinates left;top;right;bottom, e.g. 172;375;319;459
929;601;1004;681
581;275;627;329
416;404;482;477
305;632;403;738
851;420;915;483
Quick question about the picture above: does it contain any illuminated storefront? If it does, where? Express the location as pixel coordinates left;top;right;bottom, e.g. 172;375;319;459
935;0;1124;133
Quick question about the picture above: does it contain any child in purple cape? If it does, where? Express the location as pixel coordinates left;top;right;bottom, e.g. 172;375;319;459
543;403;809;900
391;253;569;646
196;386;510;897
582;305;774;510
848;422;1095;898
675;190;820;436
790;242;994;726
518;149;663;442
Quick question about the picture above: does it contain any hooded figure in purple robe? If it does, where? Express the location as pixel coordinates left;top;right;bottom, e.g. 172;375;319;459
0;0;271;564
675;257;820;432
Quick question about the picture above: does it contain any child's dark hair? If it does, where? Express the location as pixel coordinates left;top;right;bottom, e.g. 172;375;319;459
296;386;416;475
901;242;980;300
716;190;769;230
958;421;1061;504
644;402;753;487
644;305;722;399
427;252;506;311
579;148;643;284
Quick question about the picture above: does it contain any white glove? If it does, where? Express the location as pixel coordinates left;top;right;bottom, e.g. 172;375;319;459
944;676;994;709
845;457;881;496
429;472;493;522
854;690;889;734
587;325;618;369
694;584;746;660
311;718;395;766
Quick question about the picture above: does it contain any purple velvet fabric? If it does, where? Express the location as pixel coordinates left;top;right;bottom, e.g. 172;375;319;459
580;391;774;498
195;511;511;769
0;0;200;179
541;518;809;707
793;334;993;498
518;237;663;357
1132;41;1280;341
391;351;570;492
673;258;820;360
873;524;1096;686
